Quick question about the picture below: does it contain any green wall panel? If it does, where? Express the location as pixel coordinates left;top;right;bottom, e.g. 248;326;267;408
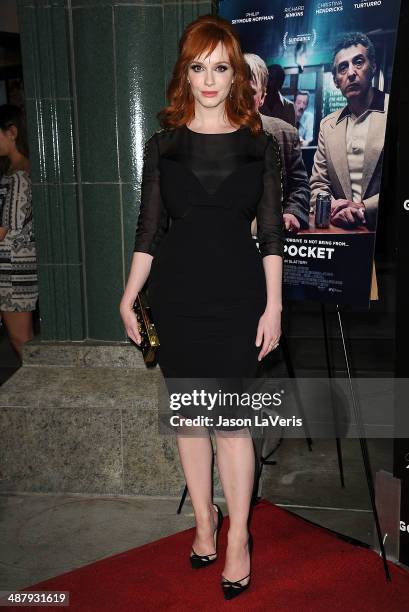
72;6;119;183
82;184;125;340
31;184;82;265
25;98;76;184
115;5;165;185
122;181;140;277
36;264;85;341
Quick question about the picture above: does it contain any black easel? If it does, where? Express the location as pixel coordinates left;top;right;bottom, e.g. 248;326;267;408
252;330;313;500
321;304;345;488
252;304;352;502
177;329;313;513
281;331;313;450
252;303;390;580
333;303;391;581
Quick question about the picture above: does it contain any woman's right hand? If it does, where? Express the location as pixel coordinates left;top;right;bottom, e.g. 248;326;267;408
119;252;154;346
120;302;141;346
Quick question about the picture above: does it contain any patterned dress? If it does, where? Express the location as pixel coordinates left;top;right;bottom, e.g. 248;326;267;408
0;170;38;311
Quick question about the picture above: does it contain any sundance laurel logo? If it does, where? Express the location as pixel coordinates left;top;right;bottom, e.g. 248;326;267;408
283;30;317;51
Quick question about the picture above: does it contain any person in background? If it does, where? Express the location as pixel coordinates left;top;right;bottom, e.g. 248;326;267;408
0;104;38;358
259;64;296;127
294;90;314;146
245;53;310;233
310;32;387;230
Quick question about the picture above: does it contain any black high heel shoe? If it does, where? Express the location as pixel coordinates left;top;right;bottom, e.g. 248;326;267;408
190;503;223;569
221;532;253;600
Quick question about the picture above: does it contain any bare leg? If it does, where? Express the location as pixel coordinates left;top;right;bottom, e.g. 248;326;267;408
1;310;33;359
176;430;218;555
215;428;255;582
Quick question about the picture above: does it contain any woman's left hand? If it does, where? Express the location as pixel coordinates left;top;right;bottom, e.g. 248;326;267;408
255;307;282;361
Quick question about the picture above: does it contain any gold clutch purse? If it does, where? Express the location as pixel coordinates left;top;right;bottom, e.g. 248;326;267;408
133;292;160;366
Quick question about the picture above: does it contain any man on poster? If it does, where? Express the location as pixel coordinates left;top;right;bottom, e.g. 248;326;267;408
294;91;314;147
310;32;389;231
259;64;296;127
245;53;310;234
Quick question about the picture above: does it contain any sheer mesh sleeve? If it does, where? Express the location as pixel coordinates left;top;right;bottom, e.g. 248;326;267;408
256;134;284;258
133;133;169;256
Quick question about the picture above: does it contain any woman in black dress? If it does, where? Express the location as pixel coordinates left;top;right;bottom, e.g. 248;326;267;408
120;15;283;599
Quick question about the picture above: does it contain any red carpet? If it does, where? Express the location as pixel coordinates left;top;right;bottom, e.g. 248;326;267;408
7;499;409;611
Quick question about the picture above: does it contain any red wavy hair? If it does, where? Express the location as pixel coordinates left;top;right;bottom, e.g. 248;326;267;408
157;15;262;134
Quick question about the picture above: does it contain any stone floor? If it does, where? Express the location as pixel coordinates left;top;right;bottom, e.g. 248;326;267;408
0;435;395;591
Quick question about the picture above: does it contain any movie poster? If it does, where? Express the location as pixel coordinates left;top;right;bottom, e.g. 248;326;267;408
219;0;401;307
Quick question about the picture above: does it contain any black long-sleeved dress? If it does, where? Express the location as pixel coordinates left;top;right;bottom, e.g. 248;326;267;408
134;124;283;424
